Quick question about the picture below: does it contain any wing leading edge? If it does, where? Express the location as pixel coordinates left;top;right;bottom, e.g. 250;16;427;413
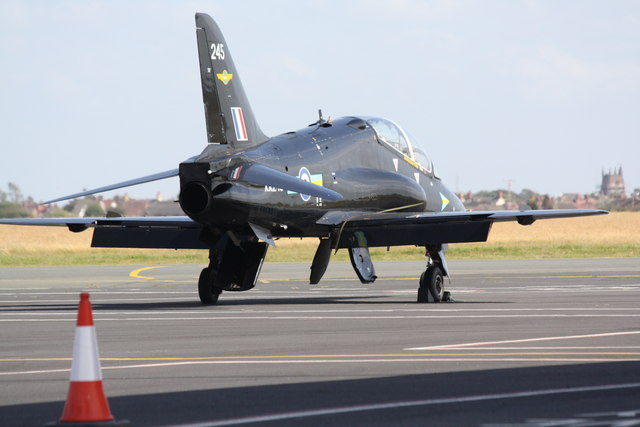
43;169;180;204
318;209;607;248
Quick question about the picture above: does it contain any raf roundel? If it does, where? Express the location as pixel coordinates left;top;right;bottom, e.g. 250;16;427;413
298;167;312;201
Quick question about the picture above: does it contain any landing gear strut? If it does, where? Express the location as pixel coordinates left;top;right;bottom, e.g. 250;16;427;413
417;245;451;303
198;233;268;305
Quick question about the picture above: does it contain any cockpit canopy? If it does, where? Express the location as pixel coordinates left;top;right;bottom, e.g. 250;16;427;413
364;117;433;174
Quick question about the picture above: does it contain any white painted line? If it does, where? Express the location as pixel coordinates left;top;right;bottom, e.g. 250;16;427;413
0;297;193;304
0;291;194;295
3;307;640;315
3;314;640;323
99;358;636;370
581;409;640;418
165;382;640;427
407;330;640;350
422;346;640;350
3;307;639;317
0;368;71;375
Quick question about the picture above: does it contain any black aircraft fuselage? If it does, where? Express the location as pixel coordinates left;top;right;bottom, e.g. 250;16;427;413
179;116;463;238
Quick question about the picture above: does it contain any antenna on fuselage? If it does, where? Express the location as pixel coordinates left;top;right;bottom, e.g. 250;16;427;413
309;109;333;128
310;109;328;127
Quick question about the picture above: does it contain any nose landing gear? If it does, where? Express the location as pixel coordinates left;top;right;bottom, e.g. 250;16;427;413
417;245;452;303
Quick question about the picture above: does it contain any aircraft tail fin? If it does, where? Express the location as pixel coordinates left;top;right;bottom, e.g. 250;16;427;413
195;13;267;146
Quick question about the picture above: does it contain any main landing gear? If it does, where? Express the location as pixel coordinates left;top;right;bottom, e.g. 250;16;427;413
198;234;268;305
417;245;452;303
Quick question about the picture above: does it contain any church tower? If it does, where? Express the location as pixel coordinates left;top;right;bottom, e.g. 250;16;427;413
601;166;626;197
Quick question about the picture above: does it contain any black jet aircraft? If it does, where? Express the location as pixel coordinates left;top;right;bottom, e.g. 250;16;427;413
1;13;605;304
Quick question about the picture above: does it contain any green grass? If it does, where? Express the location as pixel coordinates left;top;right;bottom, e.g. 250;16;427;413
1;243;638;267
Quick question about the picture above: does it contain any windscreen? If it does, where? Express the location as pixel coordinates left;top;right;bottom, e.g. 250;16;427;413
366;117;433;174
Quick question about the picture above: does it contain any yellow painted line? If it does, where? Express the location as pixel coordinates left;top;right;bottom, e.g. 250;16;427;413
94;352;640;358
3;351;640;363
129;266;166;280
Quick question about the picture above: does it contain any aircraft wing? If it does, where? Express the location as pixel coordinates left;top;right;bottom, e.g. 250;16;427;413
43;168;180;204
0;216;207;249
317;209;607;248
1;208;606;250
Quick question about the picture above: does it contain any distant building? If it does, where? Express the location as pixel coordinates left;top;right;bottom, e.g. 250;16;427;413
601;167;626;198
144;200;184;216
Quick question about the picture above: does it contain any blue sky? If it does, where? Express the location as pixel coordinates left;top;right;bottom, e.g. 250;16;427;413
1;0;638;203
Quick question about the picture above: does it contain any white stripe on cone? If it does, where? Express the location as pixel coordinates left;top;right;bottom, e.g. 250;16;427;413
69;325;102;382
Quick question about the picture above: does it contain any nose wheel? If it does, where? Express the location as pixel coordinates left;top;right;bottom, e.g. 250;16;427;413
417;245;451;303
418;265;444;303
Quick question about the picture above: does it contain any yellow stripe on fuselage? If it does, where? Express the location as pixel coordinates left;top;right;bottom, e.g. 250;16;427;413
403;156;419;169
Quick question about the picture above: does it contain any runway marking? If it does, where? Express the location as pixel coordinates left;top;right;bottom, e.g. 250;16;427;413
164;382;640;427
3;351;640;364
0;368;72;375
258;274;640;284
3;307;640;315
0;311;640;320
129;266;167;280
0;308;640;316
3;314;640;323
427;346;640;350
3;356;640;376
475;274;640;279
0;290;194;296
407;330;640;350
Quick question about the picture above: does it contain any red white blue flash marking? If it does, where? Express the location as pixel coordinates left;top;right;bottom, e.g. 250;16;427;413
230;107;248;141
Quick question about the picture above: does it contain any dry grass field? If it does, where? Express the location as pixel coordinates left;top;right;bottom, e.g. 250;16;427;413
0;212;638;266
0;225;207;266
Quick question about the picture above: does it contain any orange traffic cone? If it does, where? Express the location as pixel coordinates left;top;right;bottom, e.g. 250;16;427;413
48;293;128;426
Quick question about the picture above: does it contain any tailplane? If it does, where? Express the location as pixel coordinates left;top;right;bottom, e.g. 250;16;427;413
195;13;267;146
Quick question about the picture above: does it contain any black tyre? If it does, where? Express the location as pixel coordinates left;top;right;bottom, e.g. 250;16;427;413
418;266;444;303
198;267;221;304
426;265;444;302
417;285;430;303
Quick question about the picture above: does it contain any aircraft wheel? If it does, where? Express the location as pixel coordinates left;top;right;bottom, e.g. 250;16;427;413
198;267;221;305
417;285;430;303
417;266;444;303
